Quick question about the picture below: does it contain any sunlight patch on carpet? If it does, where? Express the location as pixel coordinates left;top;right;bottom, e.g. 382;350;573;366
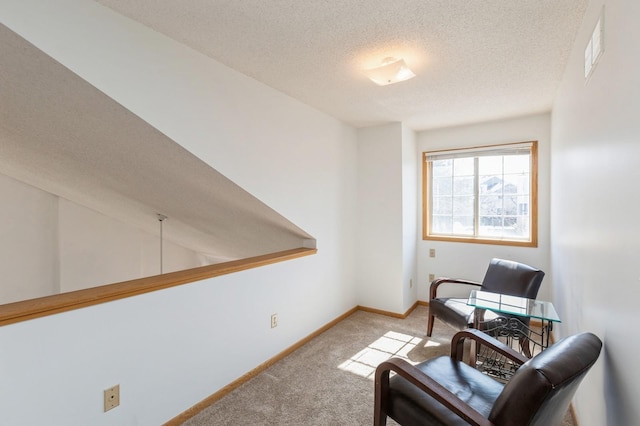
338;330;443;379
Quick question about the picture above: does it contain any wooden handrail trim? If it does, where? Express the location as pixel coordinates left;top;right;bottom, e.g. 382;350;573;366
0;247;316;327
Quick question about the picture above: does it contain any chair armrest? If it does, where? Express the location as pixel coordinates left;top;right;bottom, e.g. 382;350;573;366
429;277;482;301
375;357;495;426
450;329;529;365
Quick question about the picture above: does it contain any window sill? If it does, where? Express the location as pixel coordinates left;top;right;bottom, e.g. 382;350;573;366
424;235;537;248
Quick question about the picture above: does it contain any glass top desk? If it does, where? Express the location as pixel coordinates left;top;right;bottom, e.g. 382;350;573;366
467;290;561;351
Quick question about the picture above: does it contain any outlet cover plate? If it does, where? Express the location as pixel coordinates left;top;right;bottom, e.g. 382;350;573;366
104;385;120;412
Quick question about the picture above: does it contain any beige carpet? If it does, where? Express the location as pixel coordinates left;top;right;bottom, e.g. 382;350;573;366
183;306;573;425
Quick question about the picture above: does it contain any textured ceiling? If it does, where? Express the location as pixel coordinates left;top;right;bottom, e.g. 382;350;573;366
96;0;588;130
0;24;311;262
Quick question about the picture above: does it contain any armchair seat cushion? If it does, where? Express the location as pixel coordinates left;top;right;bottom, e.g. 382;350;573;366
429;298;504;331
429;298;475;330
389;356;504;426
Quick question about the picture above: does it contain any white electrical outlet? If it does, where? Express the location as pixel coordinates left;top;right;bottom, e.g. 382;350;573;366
271;313;278;328
429;274;435;282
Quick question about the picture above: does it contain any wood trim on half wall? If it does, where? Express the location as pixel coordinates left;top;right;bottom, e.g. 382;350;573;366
0;247;317;327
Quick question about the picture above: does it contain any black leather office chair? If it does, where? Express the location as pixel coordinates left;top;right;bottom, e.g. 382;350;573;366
374;329;602;426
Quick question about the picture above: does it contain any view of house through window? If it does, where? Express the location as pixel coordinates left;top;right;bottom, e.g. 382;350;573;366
423;141;537;247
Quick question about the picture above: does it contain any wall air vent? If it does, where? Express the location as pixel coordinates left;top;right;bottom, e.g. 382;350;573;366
585;8;604;80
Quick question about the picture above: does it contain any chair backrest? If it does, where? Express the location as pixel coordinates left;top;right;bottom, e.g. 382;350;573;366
489;332;602;426
481;258;545;299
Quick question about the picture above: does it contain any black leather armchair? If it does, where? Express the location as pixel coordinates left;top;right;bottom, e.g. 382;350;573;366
427;258;545;338
374;329;602;426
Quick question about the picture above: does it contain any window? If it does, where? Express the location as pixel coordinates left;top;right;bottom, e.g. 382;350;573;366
423;141;537;247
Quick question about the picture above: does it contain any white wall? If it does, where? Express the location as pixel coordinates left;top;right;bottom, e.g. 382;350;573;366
416;113;552;302
0;174;206;300
355;123;418;314
356;124;404;312
0;173;58;303
58;199;204;293
0;1;358;424
402;123;418;311
551;0;640;424
402;124;421;312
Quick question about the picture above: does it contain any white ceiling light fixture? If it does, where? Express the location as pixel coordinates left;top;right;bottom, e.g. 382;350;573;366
364;57;416;86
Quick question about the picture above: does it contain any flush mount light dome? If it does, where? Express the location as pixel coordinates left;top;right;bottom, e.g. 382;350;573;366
364;57;416;86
